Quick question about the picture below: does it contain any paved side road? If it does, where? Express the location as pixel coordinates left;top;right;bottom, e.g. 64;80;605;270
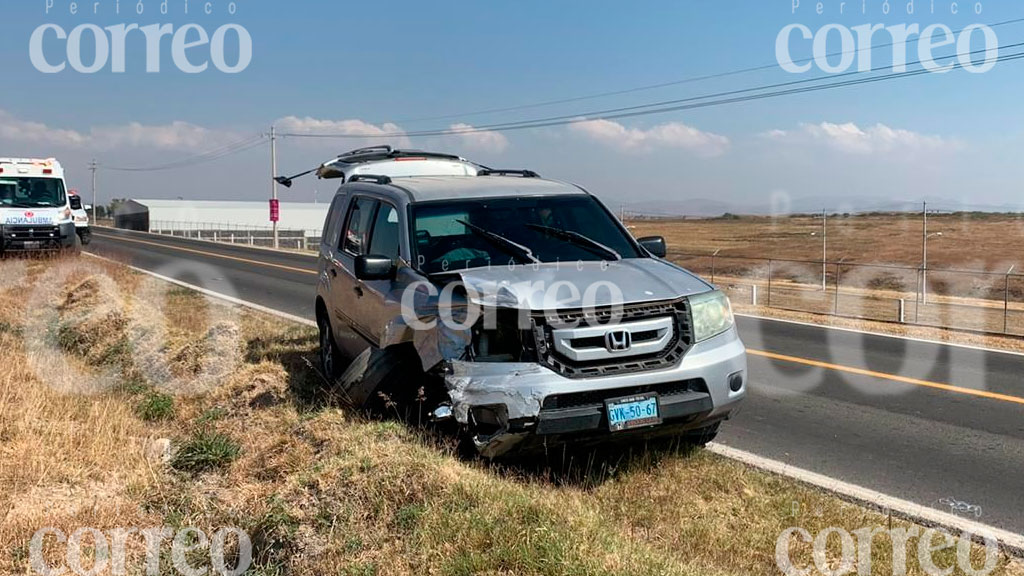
88;227;1024;534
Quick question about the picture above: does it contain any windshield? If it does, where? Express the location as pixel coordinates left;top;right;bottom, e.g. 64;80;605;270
0;177;66;208
412;195;641;274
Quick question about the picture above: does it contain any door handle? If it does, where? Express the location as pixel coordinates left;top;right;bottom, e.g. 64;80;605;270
353;286;364;298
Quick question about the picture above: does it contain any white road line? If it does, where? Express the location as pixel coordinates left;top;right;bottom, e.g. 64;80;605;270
707;443;1024;555
736;312;1024;359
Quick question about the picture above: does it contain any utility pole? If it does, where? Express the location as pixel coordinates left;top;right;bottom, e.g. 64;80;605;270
822;209;828;292
921;201;928;305
1005;265;1016;334
89;159;98;223
270;125;279;249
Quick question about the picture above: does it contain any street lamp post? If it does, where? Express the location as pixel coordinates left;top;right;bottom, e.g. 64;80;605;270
270;125;279;250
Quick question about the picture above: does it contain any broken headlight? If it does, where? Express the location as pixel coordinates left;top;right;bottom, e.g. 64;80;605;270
470;308;537;363
690;290;734;343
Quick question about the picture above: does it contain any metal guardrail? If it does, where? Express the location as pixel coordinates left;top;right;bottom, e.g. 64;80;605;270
148;221;321;251
671;251;1024;337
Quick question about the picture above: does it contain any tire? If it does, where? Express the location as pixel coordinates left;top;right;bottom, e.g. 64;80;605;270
684;422;720;447
62;233;83;257
358;346;427;416
318;312;343;384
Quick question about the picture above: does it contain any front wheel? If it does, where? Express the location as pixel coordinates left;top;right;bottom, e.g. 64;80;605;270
684;422;720;447
62;233;83;257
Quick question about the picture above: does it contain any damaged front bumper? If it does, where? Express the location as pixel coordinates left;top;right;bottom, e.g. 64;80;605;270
444;326;747;458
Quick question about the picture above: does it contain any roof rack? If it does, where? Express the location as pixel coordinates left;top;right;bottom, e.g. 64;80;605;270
335;147;463;163
477;169;540;178
347;174;393;185
341;145;393;157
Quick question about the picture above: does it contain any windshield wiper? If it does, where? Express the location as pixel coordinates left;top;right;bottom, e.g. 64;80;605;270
525;223;622;261
456;219;541;264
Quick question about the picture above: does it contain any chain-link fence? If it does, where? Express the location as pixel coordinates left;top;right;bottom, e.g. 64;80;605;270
149;220;322;251
672;251;1024;336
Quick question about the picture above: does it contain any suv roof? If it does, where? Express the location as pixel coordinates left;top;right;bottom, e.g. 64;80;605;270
348;173;589;203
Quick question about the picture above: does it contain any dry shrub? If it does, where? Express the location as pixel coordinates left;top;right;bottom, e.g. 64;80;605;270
216;361;290;412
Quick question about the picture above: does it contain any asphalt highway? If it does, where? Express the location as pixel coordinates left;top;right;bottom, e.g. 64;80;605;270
88;227;1024;534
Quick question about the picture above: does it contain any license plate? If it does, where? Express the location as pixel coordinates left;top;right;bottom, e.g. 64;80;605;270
605;393;661;432
22;241;41;250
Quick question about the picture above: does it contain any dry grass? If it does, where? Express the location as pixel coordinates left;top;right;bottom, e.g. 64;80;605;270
630;213;1024;346
0;256;1020;575
630;212;1024;271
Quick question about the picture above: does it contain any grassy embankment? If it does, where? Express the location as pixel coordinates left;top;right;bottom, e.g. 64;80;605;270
0;256;1018;575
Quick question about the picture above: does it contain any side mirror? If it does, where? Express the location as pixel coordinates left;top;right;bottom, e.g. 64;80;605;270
638;236;667;258
355;255;396;281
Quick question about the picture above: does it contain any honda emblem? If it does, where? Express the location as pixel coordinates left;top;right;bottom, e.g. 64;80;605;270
605;330;632;352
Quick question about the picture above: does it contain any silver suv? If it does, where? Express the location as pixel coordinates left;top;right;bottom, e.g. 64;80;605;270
315;162;746;458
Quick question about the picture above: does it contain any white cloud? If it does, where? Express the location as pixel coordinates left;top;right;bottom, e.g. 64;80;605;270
764;122;956;154
0;110;241;151
92;121;239;150
448;123;509;153
570;119;730;156
0;110;89;148
275;116;410;148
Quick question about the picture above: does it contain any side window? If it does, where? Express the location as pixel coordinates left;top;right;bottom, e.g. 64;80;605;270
322;195;345;249
342;197;378;256
368;203;401;260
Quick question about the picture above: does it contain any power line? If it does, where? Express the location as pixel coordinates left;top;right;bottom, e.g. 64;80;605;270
102;134;266;172
282;41;1024;140
103;136;265;172
386;17;1024;126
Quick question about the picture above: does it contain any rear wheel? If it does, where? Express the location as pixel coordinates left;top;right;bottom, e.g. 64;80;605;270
318;312;342;384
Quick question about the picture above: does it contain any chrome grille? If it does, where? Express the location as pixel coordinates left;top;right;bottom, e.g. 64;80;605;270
531;298;693;378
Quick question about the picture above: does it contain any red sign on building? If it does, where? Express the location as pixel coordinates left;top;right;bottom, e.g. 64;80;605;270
269;199;280;223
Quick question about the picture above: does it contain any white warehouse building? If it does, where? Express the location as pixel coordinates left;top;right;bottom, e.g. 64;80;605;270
118;199;329;234
114;199;331;249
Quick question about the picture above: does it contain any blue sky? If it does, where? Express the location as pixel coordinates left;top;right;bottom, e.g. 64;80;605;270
2;0;1023;213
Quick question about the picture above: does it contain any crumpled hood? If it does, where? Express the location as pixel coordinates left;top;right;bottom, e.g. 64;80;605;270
0;207;65;226
455;259;711;310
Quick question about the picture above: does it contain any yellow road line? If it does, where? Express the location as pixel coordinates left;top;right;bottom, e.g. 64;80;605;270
747;348;1024;406
93;233;318;276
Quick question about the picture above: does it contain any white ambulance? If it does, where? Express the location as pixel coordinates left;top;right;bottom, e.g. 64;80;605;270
0;158;80;254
